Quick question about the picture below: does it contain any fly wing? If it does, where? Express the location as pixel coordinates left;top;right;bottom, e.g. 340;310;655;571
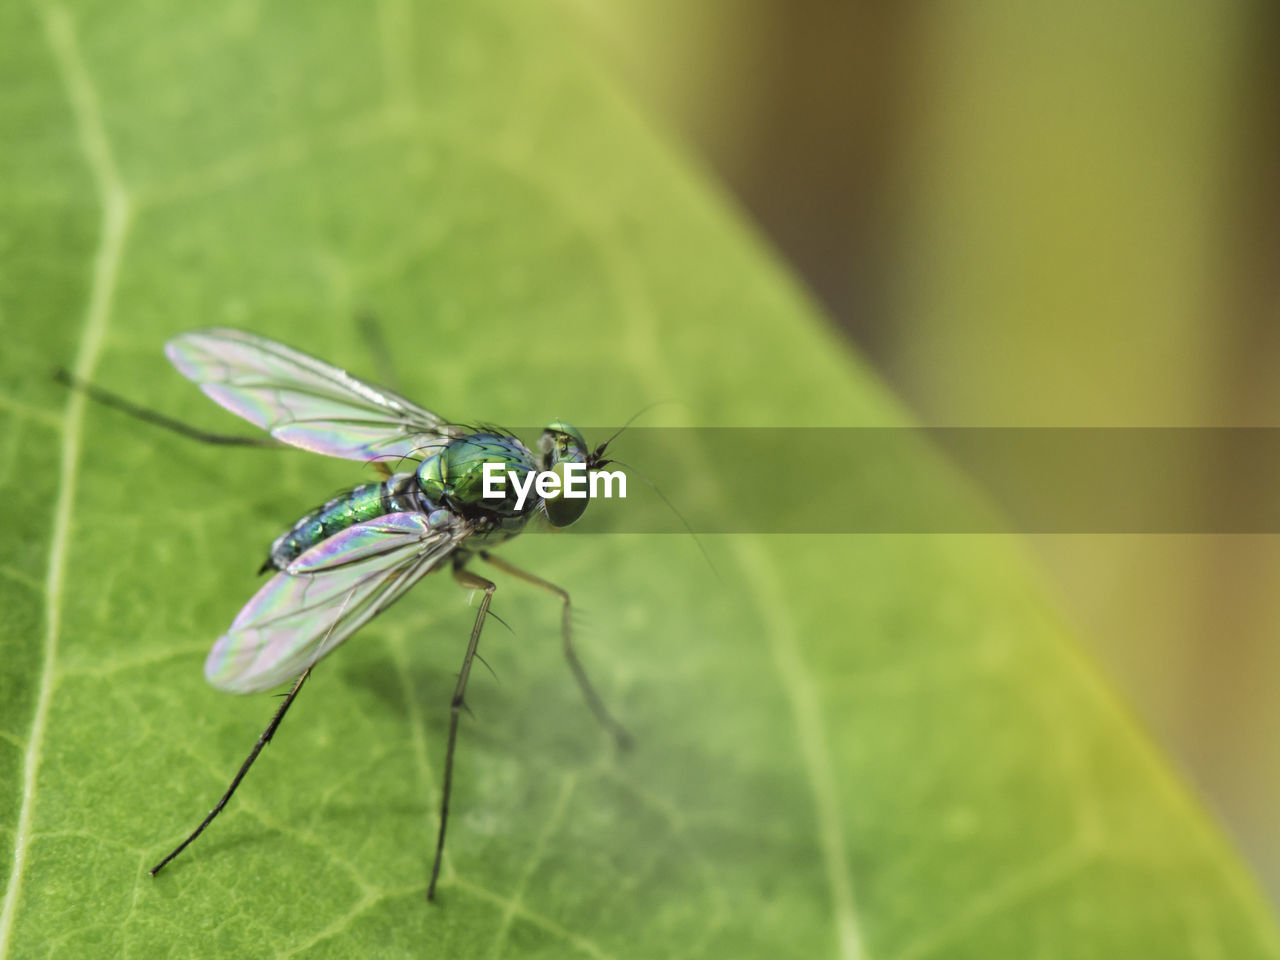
166;328;462;463
205;511;471;694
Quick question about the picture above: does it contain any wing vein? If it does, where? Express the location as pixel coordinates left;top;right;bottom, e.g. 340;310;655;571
167;328;458;463
208;515;469;694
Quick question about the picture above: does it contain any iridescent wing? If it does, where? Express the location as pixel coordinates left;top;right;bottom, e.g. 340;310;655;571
205;511;471;693
166;328;463;463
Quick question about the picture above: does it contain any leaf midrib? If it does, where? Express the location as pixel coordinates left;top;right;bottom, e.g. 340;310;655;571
0;5;130;956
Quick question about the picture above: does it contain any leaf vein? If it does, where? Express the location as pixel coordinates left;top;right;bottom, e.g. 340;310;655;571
0;4;130;957
455;877;618;960
488;772;579;960
888;841;1098;960
566;163;871;960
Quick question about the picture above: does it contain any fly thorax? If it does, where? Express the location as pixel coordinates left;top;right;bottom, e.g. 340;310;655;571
416;433;536;519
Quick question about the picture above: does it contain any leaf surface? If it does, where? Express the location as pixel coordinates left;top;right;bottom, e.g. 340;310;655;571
1;2;1277;958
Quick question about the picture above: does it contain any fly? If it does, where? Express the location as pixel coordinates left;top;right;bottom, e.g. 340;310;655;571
67;328;631;901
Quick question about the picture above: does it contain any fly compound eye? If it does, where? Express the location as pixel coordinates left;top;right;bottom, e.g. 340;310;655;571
540;420;588;469
543;458;590;527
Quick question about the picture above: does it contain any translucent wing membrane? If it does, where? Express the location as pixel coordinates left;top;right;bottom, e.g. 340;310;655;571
166;328;462;462
205;512;470;693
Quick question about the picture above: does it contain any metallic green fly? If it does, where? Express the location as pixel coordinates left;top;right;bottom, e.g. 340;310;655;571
103;328;629;900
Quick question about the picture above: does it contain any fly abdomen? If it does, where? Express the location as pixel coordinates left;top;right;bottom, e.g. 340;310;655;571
263;473;421;572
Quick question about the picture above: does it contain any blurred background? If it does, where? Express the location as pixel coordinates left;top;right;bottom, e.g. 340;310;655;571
567;0;1280;905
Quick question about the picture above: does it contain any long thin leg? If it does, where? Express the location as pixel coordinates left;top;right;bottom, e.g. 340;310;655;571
356;314;401;483
150;667;313;876
429;567;496;901
356;311;402;392
479;551;631;751
54;368;279;447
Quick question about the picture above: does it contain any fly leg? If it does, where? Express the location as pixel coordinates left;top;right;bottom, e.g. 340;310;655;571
150;667;313;876
355;313;403;481
355;311;401;392
54;369;278;447
479;551;632;751
429;567;496;901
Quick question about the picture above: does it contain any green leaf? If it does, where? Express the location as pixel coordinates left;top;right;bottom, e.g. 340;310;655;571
2;2;1277;958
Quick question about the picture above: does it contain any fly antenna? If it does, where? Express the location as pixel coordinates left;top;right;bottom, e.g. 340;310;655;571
593;400;681;457
608;457;720;582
